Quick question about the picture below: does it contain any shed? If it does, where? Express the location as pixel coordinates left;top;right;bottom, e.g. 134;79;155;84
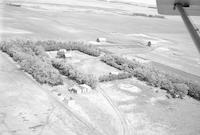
65;51;72;58
57;49;72;59
110;71;119;75
96;37;107;42
59;49;67;53
57;49;66;58
79;84;92;93
68;85;82;94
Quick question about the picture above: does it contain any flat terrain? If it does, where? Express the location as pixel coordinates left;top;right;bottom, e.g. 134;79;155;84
0;51;95;135
48;50;122;77
0;50;122;135
100;79;200;135
1;1;200;77
1;1;200;135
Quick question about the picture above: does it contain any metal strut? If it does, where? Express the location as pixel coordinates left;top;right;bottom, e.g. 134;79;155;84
175;3;200;53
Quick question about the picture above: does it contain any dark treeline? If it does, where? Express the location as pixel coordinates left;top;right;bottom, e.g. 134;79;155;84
1;40;199;98
100;54;200;100
99;72;132;82
52;59;97;89
35;40;101;57
0;40;63;86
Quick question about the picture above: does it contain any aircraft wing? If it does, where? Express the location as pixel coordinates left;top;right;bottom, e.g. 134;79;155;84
156;0;200;16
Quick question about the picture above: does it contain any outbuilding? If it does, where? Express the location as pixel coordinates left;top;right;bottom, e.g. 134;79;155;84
68;85;82;94
68;84;92;94
96;37;107;42
79;84;92;93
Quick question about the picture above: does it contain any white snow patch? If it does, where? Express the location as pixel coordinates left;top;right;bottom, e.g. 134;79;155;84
0;17;13;20
68;100;91;122
56;26;81;33
118;103;136;111
154;47;170;52
108;90;135;101
46;51;57;58
88;41;102;45
0;27;32;34
83;92;119;115
28;17;44;20
119;84;141;93
126;113;170;135
108;0;156;6
126;33;169;44
102;83;114;88
149;96;167;105
125;55;150;63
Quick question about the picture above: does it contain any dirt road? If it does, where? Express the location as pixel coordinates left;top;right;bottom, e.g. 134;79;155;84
0;51;103;135
98;85;129;135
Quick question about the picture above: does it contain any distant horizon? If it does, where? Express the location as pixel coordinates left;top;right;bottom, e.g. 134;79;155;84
107;0;156;5
4;0;157;6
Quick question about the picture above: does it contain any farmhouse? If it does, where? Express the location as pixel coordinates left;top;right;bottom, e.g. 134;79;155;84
79;84;92;93
56;49;72;59
68;84;92;94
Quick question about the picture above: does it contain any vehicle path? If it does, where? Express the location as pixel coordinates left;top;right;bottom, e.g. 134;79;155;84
0;51;104;135
97;85;129;135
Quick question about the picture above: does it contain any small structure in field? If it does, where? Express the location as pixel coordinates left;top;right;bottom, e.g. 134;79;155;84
56;49;72;59
110;71;119;75
147;41;151;47
68;84;92;94
7;3;21;7
63;96;74;105
79;84;92;93
56;49;66;58
65;51;72;58
69;85;82;94
60;49;67;53
96;37;107;42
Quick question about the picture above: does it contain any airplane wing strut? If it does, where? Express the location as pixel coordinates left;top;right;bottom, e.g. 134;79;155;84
157;0;200;53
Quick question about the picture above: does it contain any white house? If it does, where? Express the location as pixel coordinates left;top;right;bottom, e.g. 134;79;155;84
57;49;72;59
79;84;92;93
65;51;72;58
68;84;92;94
68;85;82;94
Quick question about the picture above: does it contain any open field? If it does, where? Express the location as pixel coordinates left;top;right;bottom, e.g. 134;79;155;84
0;51;102;135
1;1;200;77
0;46;123;135
1;0;200;135
100;78;200;135
1;39;200;135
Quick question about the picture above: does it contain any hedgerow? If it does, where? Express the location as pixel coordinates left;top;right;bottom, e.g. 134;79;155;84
100;54;142;72
186;82;200;100
35;40;101;57
0;40;63;86
99;72;132;82
0;40;100;87
171;83;189;98
52;59;97;89
100;54;200;100
1;40;199;99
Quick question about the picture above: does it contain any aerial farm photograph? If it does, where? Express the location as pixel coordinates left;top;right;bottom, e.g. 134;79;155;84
0;0;200;135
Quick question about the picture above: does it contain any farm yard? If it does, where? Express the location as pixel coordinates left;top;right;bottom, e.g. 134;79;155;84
1;39;200;135
1;0;200;135
47;50;122;78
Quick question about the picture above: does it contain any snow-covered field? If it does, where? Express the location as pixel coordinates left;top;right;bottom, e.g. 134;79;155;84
1;1;200;135
105;0;156;6
100;79;200;135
